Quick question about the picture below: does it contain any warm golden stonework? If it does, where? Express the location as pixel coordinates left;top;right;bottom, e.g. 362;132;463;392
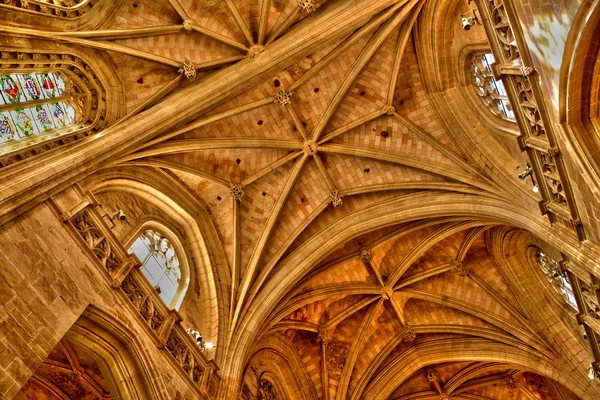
1;0;600;399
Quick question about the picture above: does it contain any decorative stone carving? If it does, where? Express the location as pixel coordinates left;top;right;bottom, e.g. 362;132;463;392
520;65;534;76
486;0;520;61
0;49;107;169
360;249;374;264
273;89;293;107
166;329;204;386
384;105;396;115
183;19;195;32
303;139;318;156
257;379;277;400
539;152;567;206
326;340;349;376
247;45;265;59
329;189;343;208
121;273;166;333
2;0;96;19
514;76;546;138
71;210;121;272
229;184;244;201
381;287;394;301
400;326;416;342
296;0;315;12
581;282;600;318
451;261;468;276
179;59;196;79
427;370;439;382
318;325;333;343
505;377;518;389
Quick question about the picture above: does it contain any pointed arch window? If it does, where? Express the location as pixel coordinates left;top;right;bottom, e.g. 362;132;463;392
472;53;515;122
1;0;96;19
0;50;109;166
0;72;83;148
128;230;182;307
536;251;578;311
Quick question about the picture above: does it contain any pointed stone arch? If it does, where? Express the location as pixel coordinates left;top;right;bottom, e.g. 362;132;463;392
1;0;125;31
0;41;124;168
18;305;170;399
81;166;230;365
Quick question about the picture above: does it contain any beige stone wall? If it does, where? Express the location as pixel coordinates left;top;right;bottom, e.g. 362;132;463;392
0;187;208;399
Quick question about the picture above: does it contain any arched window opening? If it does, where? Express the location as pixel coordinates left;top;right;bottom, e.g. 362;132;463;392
536;250;578;311
1;0;95;19
472;53;516;122
128;230;182;307
0;50;108;166
1;72;84;148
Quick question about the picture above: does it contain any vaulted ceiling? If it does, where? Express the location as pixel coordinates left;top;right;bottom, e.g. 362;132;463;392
4;0;599;398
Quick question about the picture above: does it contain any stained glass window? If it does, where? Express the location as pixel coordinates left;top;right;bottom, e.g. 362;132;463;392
472;53;516;122
128;230;181;307
536;251;578;311
1;0;95;19
0;71;84;154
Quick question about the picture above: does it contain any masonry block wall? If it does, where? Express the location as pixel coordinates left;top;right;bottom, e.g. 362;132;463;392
0;186;209;399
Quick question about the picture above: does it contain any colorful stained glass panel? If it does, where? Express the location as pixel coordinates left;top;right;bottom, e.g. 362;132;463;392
0;112;17;143
1;75;23;104
0;71;83;155
16;74;42;101
36;72;66;99
35;104;56;131
11;108;36;137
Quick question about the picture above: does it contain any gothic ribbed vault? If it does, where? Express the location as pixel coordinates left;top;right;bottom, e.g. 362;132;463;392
2;0;600;399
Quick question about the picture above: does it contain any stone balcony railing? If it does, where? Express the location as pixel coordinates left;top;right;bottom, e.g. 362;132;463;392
476;0;585;241
60;193;220;398
559;258;600;375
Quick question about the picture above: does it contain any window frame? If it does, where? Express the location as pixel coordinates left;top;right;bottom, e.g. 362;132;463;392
0;69;91;152
125;222;190;310
471;52;516;123
456;44;520;139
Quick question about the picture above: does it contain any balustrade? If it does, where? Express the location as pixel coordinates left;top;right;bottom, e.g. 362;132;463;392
477;0;585;241
62;194;219;397
547;252;600;376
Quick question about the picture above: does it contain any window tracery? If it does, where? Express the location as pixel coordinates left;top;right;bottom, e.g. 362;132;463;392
0;49;107;166
0;72;81;147
0;0;95;19
471;53;515;122
128;230;182;307
536;251;578;310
